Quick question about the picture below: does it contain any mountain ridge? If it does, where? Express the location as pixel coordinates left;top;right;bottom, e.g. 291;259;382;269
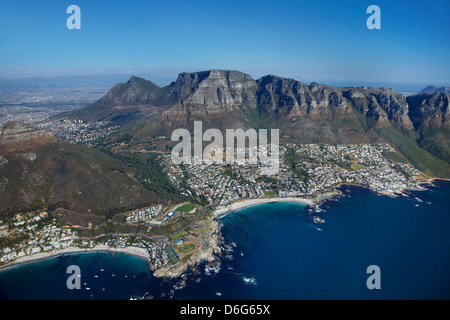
62;70;449;129
56;69;450;177
420;85;450;94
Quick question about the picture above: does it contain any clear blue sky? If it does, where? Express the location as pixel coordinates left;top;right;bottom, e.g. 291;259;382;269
0;0;449;87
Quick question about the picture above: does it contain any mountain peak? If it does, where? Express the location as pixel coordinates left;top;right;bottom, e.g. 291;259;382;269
128;75;143;81
126;75;160;89
420;85;450;94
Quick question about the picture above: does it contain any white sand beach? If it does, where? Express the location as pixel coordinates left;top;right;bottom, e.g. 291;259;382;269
0;245;150;271
213;197;316;217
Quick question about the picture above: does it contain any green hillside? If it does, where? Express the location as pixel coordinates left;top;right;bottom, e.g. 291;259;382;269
376;126;450;178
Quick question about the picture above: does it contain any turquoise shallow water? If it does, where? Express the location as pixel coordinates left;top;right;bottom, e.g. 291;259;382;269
0;180;449;300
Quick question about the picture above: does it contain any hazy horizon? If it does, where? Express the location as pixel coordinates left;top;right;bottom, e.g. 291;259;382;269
0;69;445;94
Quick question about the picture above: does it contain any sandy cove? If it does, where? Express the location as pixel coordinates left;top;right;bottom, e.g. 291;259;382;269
213;197;317;217
0;245;150;271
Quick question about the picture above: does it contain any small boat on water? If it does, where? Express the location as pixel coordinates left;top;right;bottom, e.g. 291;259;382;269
242;277;257;285
314;216;325;223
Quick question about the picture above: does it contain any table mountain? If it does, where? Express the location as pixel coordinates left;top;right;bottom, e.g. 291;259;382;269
57;70;450;177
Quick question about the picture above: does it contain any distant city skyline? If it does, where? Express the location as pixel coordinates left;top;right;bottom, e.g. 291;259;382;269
1;0;449;88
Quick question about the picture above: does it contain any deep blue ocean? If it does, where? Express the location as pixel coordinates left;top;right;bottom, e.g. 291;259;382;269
0;180;449;300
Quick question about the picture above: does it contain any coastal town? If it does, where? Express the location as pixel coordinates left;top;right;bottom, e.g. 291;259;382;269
0;202;221;279
0;140;427;277
0;211;77;263
161;143;424;211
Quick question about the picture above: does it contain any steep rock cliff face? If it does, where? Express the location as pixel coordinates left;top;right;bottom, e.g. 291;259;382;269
163;70;258;118
343;88;413;130
371;89;414;130
63;70;436;134
255;76;415;131
405;92;450;164
256;76;353;119
407;92;450;128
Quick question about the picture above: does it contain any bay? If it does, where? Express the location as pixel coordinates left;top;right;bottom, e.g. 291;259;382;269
0;180;449;300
